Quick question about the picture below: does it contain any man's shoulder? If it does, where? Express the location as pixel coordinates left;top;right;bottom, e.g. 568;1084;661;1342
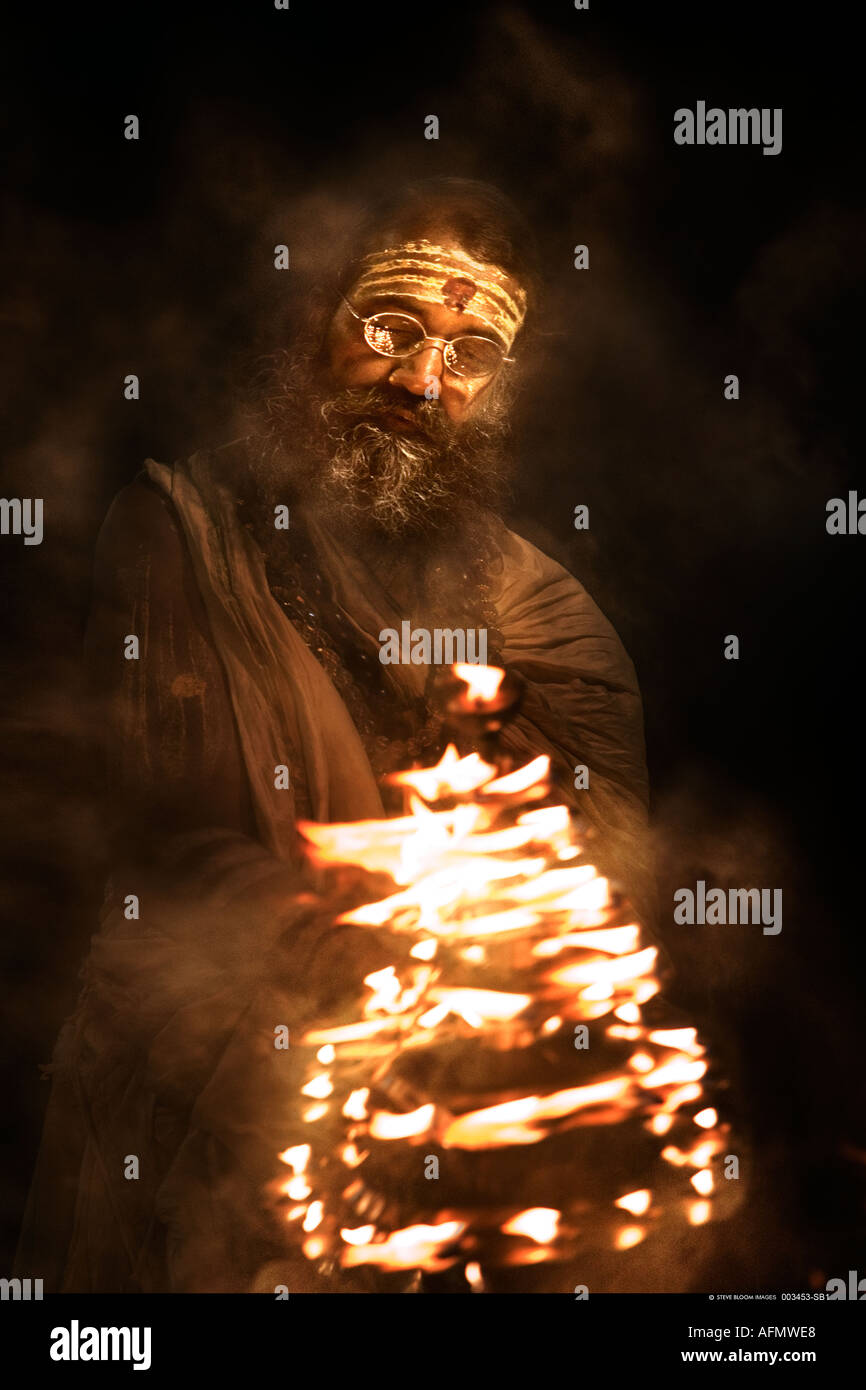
96;440;248;560
491;523;639;692
95;470;184;572
491;521;604;624
493;523;586;590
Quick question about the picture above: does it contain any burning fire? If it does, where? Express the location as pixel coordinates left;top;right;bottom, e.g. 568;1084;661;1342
273;731;734;1288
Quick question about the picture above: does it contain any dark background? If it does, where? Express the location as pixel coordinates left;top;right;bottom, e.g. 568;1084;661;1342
1;1;864;1286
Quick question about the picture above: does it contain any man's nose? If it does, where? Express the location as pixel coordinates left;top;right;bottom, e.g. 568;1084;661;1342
388;345;444;395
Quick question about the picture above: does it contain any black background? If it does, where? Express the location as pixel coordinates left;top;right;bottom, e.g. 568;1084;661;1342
1;1;864;1288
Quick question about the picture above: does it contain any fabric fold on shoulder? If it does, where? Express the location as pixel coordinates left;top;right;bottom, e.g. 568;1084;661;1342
143;453;385;854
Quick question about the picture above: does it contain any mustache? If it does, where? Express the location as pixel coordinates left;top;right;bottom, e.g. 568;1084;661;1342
318;385;459;445
235;340;515;544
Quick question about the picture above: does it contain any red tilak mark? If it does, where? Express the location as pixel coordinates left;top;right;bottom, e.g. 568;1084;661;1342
441;276;477;312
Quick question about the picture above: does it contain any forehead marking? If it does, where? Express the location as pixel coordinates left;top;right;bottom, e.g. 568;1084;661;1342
441;276;477;313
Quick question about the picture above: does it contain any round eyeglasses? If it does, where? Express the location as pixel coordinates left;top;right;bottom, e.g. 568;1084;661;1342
342;296;513;379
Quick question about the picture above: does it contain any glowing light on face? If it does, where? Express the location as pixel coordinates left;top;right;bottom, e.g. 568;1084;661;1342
351;239;527;350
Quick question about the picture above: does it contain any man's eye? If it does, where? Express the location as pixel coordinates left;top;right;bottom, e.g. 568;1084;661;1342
367;316;422;354
452;338;502;375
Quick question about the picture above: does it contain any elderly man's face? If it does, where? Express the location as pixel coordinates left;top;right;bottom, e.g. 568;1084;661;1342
325;249;522;428
249;242;522;542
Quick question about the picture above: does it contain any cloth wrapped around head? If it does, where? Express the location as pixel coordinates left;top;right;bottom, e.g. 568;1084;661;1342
351;239;528;350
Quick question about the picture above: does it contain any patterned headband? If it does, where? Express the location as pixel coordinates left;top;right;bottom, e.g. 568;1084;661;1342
350;239;528;349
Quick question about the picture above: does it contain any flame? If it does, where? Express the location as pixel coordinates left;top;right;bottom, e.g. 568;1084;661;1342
688;1140;717;1168
453;664;506;701
502;1208;560;1244
427;987;531;1021
301;1074;333;1099
485;756;550;796
417;1003;450;1029
369;1104;436;1140
275;737;731;1279
615;1003;641;1023
278;1144;310;1173
410;938;437;960
341;1224;376;1245
548;946;657;988
340;1143;366;1168
341;1220;466;1271
342;1089;370;1120
691;1169;714;1196
302;1201;324;1232
628;1052;655;1075
534;925;641;959
440;1077;634;1150
390;744;496;800
648;1028;702;1055
694;1107;718;1129
649;1113;674;1135
302;1102;328;1124
638;1058;706;1089
616;1189;652;1216
616;1226;646;1250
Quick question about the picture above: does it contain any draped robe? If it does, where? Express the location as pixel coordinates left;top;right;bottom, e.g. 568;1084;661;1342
15;444;655;1292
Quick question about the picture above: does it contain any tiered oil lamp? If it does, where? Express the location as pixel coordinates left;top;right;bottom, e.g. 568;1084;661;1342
271;665;740;1292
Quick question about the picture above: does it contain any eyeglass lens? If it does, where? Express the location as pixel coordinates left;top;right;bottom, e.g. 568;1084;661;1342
363;312;503;378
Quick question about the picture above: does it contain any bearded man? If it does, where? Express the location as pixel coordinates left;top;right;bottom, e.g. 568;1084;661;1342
16;178;655;1293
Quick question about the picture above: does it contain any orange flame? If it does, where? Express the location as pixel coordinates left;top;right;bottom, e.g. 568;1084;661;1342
453;664;505;701
276;738;731;1276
